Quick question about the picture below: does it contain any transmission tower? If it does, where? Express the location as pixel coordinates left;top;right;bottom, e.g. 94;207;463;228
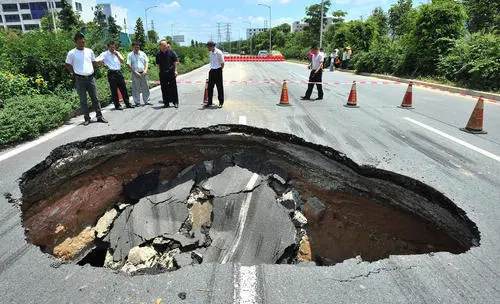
217;23;222;45
225;23;231;53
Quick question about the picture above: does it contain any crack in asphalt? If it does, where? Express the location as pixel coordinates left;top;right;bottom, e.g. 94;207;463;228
323;265;418;283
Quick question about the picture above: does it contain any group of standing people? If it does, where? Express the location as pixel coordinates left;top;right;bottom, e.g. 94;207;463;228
64;32;226;126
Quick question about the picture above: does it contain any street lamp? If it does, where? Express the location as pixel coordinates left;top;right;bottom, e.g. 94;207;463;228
320;0;324;49
258;3;271;53
244;21;252;54
145;5;158;41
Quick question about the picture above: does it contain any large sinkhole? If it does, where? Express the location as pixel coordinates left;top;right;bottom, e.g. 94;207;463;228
19;125;480;275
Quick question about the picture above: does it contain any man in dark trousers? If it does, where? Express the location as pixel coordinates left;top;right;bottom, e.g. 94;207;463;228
156;40;179;108
64;32;108;125
205;41;224;108
97;41;134;110
300;45;324;101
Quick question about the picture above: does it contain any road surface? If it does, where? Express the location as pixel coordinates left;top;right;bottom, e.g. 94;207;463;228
0;61;499;303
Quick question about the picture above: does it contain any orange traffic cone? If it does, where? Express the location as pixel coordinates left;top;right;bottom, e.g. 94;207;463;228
460;97;487;134
277;80;291;106
398;82;414;109
117;89;124;102
203;79;209;104
344;81;359;108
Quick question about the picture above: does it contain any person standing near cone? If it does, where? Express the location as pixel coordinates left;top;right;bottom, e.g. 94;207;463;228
300;46;324;101
127;41;151;106
156;40;179;108
205;41;224;108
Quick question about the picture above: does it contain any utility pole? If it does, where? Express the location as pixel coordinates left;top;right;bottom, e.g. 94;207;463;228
225;23;231;53
145;5;158;41
258;3;272;52
217;23;222;46
49;0;57;33
320;0;324;49
244;21;252;54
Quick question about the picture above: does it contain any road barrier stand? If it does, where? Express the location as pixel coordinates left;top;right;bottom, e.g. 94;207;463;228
460;96;487;134
117;89;123;101
398;82;414;109
344;81;360;108
203;79;209;104
277;80;291;106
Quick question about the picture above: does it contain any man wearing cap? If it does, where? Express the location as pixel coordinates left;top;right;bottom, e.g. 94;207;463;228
205;41;224;108
65;32;108;125
127;41;151;106
97;41;134;110
156;40;179;108
300;46;324;101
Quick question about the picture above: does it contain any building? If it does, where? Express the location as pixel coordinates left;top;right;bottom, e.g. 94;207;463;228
96;3;127;33
0;0;96;31
292;17;333;33
246;27;267;39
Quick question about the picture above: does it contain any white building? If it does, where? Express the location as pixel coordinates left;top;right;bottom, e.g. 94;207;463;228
0;0;96;31
292;17;333;33
96;3;127;33
246;27;267;39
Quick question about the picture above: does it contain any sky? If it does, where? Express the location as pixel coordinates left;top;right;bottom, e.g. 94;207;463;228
103;0;424;45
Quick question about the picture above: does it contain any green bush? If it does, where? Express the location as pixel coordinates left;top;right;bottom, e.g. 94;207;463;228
0;71;49;108
0;94;75;146
438;32;500;91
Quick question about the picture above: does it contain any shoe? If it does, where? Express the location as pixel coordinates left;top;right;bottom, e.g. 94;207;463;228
82;120;90;126
126;104;135;109
204;104;213;108
144;102;152;106
300;96;311;100
218;104;223;108
315;97;323;100
164;104;170;108
97;117;108;123
115;106;123;110
174;104;178;108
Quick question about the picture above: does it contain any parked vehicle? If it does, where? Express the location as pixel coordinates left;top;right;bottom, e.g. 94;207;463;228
270;50;282;57
257;50;268;56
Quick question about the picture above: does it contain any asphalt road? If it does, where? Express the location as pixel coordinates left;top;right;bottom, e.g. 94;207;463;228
1;61;499;303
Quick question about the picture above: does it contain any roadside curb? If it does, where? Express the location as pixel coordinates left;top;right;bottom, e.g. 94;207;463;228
357;72;499;103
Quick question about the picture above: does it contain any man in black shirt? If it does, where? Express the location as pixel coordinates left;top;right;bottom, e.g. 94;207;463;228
156;40;179;108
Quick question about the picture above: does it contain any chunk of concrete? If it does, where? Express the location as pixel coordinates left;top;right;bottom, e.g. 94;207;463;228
304;196;326;221
127;246;157;266
201;166;263;197
292;211;308;228
191;202;213;229
94;208;118;239
277;189;301;211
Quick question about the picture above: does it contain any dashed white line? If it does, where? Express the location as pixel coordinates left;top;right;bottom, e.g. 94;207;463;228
238;265;259;304
221;173;260;264
404;117;500;162
239;116;247;125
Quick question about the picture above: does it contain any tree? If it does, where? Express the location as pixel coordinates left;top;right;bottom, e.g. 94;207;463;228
367;7;389;37
40;13;60;32
93;5;107;31
107;16;121;47
303;0;331;42
388;0;414;38
148;30;159;44
463;0;500;33
276;23;291;34
410;0;467;74
58;0;79;32
133;18;146;47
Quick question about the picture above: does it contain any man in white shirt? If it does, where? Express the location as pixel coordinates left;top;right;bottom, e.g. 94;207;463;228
97;41;134;110
300;46;324;101
127;41;150;106
205;41;224;108
64;32;108;126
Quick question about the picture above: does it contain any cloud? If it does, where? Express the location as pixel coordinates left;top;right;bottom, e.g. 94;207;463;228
157;1;181;12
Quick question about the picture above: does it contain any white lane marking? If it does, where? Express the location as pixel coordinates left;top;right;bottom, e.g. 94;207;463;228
239;116;247;125
239;266;259;304
221;173;260;264
0;124;76;163
404;117;500;162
